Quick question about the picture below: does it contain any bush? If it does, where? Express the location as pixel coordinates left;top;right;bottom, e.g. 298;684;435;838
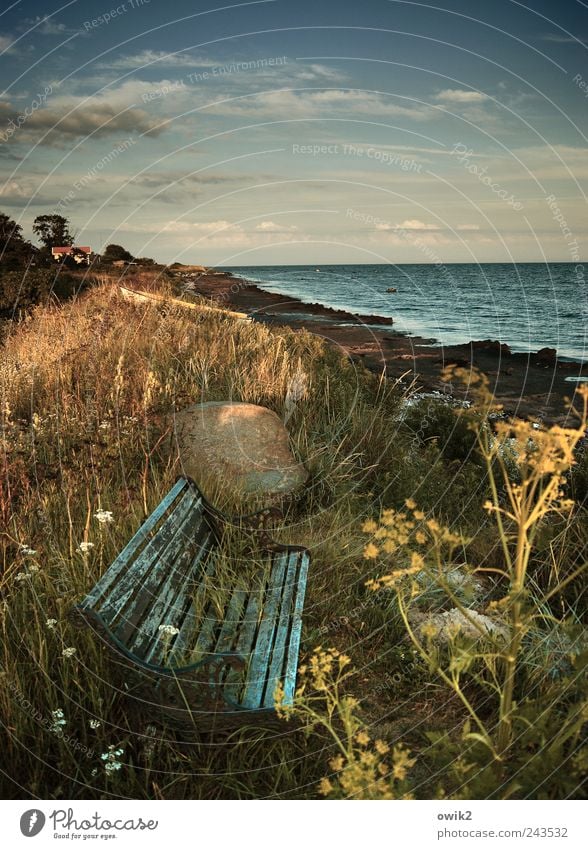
0;268;86;318
402;398;482;463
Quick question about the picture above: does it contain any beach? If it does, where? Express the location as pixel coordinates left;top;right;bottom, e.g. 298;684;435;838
183;269;588;425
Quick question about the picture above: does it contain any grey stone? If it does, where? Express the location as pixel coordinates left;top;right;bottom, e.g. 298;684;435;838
174;401;308;497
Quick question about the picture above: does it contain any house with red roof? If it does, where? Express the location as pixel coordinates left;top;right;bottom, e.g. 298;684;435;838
51;246;92;265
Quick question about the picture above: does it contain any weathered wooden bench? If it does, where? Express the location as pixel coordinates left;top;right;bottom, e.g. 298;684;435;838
72;476;310;728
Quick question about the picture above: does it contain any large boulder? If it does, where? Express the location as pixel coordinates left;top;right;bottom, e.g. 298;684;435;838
173;401;308;498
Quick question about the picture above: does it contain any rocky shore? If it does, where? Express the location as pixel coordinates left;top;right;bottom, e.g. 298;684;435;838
177;268;587;425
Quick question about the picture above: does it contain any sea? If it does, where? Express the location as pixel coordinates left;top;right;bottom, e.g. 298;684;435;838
225;263;587;364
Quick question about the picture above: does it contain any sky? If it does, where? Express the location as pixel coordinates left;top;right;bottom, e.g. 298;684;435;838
0;0;586;265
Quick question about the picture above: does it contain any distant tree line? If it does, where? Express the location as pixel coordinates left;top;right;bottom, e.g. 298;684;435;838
0;211;156;318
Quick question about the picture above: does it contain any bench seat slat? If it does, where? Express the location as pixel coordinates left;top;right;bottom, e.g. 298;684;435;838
192;599;222;658
282;551;310;703
214;586;250;655
80;478;188;610
168;553;219;665
109;494;203;642
132;525;215;664
223;586;263;705
240;551;289;710
262;551;301;708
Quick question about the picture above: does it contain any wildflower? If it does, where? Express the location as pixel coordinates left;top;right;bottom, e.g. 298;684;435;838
62;647;76;658
94;510;114;524
355;730;370;746
50;709;66;733
46;618;57;630
101;745;124;774
19;544;37;556
364;542;379;560
78;542;95;553
14;572;27;582
405;498;417;510
27;564;40;573
158;624;180;636
330;755;345;772
318;777;334;796
375;739;390;756
362;519;378;534
391;744;416;782
89;719;101;729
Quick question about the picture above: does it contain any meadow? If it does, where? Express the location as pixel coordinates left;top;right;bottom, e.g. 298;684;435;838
1;270;586;799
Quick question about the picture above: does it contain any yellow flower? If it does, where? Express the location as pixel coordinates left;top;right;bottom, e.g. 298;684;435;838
405;498;417;510
355;730;370;746
375;739;390;755
362;519;378;534
364;542;379;560
318;778;334;796
330;755;344;772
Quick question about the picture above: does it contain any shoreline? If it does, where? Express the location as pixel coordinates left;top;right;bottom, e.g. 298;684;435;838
177;269;587;425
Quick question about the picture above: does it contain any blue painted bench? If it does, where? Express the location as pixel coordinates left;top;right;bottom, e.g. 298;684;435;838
72;476;310;728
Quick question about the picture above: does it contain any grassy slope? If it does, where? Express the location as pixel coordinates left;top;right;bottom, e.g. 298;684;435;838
0;273;585;799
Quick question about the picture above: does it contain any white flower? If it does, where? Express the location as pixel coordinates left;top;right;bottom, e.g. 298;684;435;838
50;708;66;733
78;542;95;553
46;618;57;630
62;647;76;658
14;572;27;582
94;510;114;524
89;719;101;729
100;745;124;774
19;544;37;556
158;624;180;636
27;564;40;574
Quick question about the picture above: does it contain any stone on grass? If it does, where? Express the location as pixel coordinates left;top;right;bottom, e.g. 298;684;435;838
174;401;308;497
413;607;509;644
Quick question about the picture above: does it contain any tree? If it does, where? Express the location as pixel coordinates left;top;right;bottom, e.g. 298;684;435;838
33;214;74;249
0;212;35;268
102;243;134;263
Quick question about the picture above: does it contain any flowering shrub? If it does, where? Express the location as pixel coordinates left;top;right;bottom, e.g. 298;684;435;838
276;648;415;799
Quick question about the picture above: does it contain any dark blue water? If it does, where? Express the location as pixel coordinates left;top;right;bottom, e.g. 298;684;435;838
226;263;587;363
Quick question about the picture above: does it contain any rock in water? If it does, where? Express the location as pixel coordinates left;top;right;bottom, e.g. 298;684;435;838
173;401;308;497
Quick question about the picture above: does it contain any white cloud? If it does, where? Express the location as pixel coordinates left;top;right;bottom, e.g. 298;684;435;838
0;34;14;52
124;217;305;248
216;89;433;121
539;34;586;44
24;16;69;36
102;50;220;71
255;220;297;232
397;219;441;230
435;89;490;103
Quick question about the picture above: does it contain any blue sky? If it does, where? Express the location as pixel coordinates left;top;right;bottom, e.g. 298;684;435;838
0;0;586;264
